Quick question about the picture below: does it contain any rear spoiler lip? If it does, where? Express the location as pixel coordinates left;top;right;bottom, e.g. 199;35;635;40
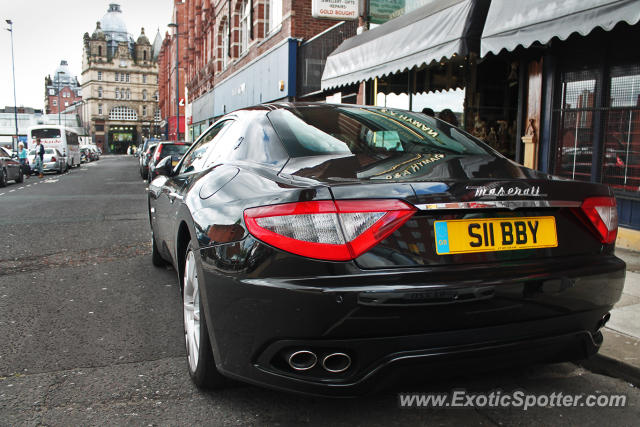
415;200;582;211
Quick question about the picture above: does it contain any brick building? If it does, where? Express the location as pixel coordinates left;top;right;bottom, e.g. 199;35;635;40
44;60;82;115
157;0;358;141
158;1;187;141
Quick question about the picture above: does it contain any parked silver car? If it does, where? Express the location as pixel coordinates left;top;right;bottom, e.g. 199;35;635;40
28;148;67;174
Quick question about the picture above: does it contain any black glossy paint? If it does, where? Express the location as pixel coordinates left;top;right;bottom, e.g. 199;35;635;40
148;102;625;396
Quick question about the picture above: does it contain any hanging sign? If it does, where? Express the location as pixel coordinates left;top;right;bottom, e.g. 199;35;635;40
312;0;359;20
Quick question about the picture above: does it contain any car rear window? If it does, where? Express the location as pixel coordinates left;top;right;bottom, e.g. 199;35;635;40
267;106;490;157
160;144;190;156
31;129;61;139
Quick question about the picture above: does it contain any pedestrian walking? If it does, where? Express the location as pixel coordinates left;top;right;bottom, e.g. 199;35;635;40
17;142;30;179
34;138;45;178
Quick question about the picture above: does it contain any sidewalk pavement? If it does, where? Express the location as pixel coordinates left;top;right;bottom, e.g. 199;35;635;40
580;248;640;386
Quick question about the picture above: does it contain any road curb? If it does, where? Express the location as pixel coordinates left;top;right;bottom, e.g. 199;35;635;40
578;354;640;388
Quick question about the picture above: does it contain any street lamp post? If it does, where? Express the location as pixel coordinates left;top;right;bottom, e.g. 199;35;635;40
56;71;65;125
6;20;19;152
168;20;180;142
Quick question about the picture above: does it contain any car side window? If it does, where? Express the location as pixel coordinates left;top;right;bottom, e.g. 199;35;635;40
179;121;232;174
0;147;9;157
203;120;245;168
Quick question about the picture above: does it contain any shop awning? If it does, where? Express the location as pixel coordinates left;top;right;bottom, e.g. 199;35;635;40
321;0;487;90
481;0;640;57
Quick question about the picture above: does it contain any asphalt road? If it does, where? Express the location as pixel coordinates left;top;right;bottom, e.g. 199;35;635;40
0;156;638;426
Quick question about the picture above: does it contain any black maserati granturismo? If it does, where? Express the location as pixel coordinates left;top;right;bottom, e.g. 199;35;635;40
148;103;625;396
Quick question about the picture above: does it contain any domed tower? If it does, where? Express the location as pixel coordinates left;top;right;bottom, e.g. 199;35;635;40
101;3;132;57
136;28;152;64
89;21;107;60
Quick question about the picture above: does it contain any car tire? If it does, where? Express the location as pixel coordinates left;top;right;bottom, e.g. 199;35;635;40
0;168;7;187
182;242;227;389
16;168;23;183
151;231;167;267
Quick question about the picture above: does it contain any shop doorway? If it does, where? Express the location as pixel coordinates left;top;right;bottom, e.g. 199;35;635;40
108;126;137;154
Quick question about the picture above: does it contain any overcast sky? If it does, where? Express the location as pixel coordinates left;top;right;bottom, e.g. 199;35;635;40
1;1;174;110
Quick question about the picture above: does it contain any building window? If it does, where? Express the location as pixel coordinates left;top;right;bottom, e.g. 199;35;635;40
64;101;69;107
553;63;640;194
265;0;283;37
98;104;103;115
240;0;250;54
126;73;130;82
96;124;104;131
142;89;147;100
553;70;596;182
222;19;229;69
98;86;103;98
143;50;148;61
109;106;138;121
154;109;161;121
142;105;147;116
116;88;121;99
49;88;55;95
143;74;147;83
53;99;57;106
126;89;130;99
115;72;119;82
98;45;102;56
97;71;102;81
602;64;640;192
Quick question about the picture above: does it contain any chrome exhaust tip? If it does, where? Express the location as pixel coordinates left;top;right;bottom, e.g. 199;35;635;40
322;352;352;373
287;350;317;371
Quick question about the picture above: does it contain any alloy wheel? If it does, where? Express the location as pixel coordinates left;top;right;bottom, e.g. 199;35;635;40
183;250;200;373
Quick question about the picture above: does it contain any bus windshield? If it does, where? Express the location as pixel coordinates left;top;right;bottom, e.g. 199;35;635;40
32;128;61;139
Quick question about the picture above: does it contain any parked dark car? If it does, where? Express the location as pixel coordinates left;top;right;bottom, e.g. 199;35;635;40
147;142;190;182
148;103;625;396
139;143;158;180
0;146;23;186
80;147;90;163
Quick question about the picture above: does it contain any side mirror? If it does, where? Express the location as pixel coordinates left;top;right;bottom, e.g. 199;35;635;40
155;156;173;177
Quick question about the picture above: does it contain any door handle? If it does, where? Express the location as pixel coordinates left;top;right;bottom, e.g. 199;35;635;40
168;192;184;202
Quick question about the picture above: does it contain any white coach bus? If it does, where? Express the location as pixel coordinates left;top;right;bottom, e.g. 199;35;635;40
27;125;81;168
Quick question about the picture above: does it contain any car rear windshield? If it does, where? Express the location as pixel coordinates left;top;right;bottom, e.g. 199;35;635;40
160;144;190;156
267;106;490;157
31;129;61;139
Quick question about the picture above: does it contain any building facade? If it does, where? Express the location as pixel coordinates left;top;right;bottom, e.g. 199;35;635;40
158;1;187;141
44;60;82;115
157;0;350;141
81;3;162;153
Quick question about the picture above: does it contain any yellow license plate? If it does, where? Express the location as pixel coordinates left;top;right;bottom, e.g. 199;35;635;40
434;216;557;255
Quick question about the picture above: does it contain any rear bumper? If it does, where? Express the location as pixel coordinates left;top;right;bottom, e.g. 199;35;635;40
198;246;625;396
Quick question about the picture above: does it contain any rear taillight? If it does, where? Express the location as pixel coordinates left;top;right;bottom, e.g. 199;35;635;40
154;146;162;163
581;196;618;244
244;200;417;261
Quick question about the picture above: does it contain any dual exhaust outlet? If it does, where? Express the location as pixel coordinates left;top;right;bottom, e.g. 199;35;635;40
286;350;351;373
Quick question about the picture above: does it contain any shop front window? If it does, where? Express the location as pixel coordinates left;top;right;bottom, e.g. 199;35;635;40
602;65;640;192
553;69;597;181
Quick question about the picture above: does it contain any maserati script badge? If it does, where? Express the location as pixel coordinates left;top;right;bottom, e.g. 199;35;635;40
467;185;546;198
